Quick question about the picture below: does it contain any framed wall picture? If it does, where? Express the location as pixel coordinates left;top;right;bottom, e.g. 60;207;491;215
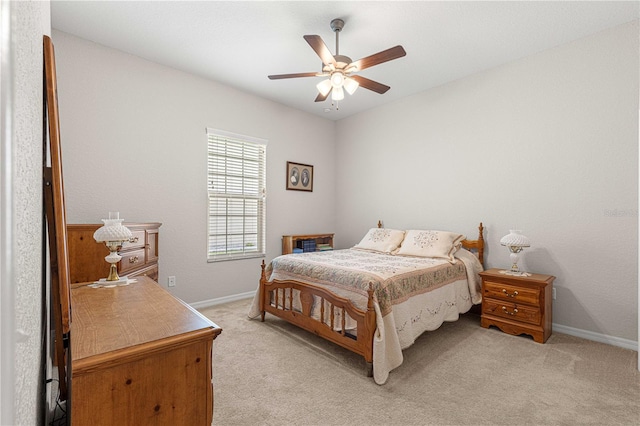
286;161;313;192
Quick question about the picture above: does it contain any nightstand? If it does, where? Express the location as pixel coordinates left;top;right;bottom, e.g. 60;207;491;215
479;268;555;343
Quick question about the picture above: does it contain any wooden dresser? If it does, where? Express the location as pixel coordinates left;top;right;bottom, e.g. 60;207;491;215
67;222;161;283
70;276;222;425
479;268;555;343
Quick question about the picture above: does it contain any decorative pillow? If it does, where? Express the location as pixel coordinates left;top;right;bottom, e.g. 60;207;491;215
353;228;405;254
396;230;465;262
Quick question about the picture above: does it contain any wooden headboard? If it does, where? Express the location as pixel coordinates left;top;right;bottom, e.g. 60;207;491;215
461;222;485;267
377;221;485;267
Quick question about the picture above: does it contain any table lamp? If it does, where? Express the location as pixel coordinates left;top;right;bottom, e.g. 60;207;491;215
500;229;530;275
93;212;133;282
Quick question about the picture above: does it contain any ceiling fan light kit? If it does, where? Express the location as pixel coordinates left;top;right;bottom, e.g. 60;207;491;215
343;77;359;95
332;86;345;101
316;79;332;97
268;18;406;106
330;72;344;88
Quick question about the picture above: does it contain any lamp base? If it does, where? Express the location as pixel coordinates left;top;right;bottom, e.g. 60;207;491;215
500;269;532;277
106;262;120;281
90;276;132;288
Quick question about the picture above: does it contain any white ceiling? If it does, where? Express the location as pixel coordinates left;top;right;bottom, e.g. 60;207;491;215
51;1;639;121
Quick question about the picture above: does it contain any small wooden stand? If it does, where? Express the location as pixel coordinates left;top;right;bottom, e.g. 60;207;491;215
480;268;555;343
282;233;334;254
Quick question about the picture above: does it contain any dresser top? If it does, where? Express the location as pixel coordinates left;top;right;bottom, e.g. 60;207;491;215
71;276;221;371
67;222;162;230
480;268;555;284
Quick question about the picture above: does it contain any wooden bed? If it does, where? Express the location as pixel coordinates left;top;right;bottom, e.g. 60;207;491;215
257;222;484;380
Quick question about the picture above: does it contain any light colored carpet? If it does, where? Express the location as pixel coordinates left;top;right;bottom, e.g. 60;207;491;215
200;299;639;426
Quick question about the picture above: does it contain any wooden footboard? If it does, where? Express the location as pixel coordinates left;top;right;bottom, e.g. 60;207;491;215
259;261;377;375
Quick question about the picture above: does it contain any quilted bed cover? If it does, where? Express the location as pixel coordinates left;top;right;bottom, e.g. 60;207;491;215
249;248;483;384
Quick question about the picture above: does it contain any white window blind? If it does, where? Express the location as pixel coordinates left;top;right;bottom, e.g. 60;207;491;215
207;128;267;262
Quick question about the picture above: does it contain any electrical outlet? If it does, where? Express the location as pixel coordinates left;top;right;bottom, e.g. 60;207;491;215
168;276;176;287
552;288;556;300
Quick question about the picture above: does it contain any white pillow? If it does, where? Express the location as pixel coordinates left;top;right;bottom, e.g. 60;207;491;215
396;230;465;262
353;228;405;254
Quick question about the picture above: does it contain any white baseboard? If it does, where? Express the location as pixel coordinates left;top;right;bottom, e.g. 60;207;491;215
190;291;255;310
553;323;638;352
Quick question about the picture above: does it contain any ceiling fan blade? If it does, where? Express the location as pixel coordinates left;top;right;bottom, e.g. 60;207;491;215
350;75;390;94
315;90;330;102
303;35;337;67
351;45;406;72
268;72;319;80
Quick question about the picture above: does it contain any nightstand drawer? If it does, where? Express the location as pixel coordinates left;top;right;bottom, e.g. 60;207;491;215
483;280;539;305
482;298;541;325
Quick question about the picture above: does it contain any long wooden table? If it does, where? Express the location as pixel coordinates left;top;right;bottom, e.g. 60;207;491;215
70;276;221;425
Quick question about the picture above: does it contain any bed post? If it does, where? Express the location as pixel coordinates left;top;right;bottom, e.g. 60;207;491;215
478;222;484;267
364;282;376;377
260;260;267;322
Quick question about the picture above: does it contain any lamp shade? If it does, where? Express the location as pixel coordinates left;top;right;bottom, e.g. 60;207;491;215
316;79;332;97
331;86;345;101
343;77;359;95
330;72;345;88
500;230;530;248
93;212;132;243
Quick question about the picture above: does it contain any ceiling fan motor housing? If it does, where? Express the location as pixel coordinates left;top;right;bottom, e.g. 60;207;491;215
333;54;353;69
330;18;345;33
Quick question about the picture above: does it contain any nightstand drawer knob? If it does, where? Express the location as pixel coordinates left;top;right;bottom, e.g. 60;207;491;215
502;306;518;315
502;289;519;297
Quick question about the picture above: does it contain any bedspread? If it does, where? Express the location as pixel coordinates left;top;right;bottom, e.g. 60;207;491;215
264;248;481;314
249;248;483;384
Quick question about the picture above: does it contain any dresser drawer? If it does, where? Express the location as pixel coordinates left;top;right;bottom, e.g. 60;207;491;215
482;298;541;325
483;280;539;305
128;264;158;281
119;248;145;274
124;230;146;250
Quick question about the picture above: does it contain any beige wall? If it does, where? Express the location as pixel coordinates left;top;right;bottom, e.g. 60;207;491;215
335;21;639;344
52;30;336;304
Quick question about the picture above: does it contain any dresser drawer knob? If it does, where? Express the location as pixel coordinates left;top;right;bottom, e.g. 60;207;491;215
129;236;139;243
501;306;518;315
129;256;139;264
502;289;519;298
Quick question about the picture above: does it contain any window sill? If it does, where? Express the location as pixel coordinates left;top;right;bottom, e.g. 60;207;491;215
207;253;265;263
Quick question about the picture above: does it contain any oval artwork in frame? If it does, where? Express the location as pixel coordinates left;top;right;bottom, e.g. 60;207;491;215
286;161;313;192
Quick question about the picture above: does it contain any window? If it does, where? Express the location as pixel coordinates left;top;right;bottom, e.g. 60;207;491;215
207;128;267;262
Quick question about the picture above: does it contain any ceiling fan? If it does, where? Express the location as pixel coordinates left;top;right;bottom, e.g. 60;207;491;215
268;18;407;103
